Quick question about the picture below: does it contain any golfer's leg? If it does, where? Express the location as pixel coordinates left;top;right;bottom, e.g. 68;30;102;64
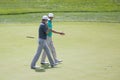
41;37;49;63
41;51;47;63
50;40;57;61
31;40;43;68
44;41;54;66
47;37;57;61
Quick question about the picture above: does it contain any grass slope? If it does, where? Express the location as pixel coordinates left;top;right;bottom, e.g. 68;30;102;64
0;0;120;14
0;12;120;23
0;22;120;80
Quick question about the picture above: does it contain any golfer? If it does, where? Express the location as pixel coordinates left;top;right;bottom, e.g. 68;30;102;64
41;13;65;64
31;15;55;69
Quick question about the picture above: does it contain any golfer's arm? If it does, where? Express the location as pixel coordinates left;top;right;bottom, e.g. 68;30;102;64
46;29;65;35
52;30;61;34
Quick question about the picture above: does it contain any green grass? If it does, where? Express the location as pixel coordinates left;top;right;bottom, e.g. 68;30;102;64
0;0;120;14
0;0;120;23
0;22;120;80
0;12;120;23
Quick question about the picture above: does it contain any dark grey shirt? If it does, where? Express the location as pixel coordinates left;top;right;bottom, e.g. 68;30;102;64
39;22;48;39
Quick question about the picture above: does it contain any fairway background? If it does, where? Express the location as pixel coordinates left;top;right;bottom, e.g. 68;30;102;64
0;0;120;80
0;0;120;23
0;22;120;80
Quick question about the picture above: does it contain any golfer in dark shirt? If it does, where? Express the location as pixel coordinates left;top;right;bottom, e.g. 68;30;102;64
31;15;55;69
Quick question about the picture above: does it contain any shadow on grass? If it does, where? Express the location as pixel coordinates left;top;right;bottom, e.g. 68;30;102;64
35;68;46;72
34;64;60;72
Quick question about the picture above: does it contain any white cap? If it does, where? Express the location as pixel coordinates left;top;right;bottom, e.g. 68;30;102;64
48;13;54;17
42;15;48;20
